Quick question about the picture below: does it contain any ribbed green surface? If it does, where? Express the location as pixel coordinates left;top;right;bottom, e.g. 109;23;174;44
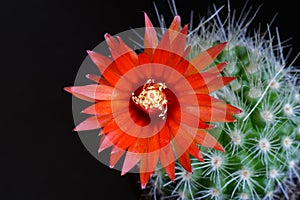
152;35;300;200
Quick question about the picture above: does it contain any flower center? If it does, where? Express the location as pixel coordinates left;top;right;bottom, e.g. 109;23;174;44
132;79;168;120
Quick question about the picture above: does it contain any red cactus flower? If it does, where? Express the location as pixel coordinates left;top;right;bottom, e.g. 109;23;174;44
65;13;242;188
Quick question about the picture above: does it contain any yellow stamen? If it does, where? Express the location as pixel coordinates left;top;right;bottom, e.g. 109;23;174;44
132;79;168;119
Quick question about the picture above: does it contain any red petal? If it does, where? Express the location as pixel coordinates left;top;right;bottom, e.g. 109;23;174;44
168;121;196;150
178;94;221;106
171;106;214;129
194;129;224;152
112;37;138;75
98;135;113;153
186;141;204;162
165;58;189;80
144;13;158;57
140;135;159;171
121;152;141;175
87;50;122;86
154;30;171;66
128;138;147;154
170;24;188;56
118;36;138;65
137;53;153;77
104;33;121;58
158;125;170;147
115;133;137;150
138;52;151;64
213;102;242;114
85;74;110;85
139;136;159;188
199;105;236;122
175;72;218;92
148;133;160;151
169;16;181;42
112;110;147;138
110;146;125;168
182;46;191;58
196;77;236;94
104;34;137;73
65;84;117;101
86;50;113;73
153;49;170;71
178;152;192;172
64;87;94;102
160;152;175;181
98;129;123;152
140;172;153;189
205;62;227;73
167;119;194;172
185;42;227;75
74;115;112;131
169;16;181;32
158;125;175;181
85;74;102;83
101;119;119;134
162;56;189;84
82;100;127;115
179;102;237;123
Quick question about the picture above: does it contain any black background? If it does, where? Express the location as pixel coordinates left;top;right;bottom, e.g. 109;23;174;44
1;0;300;200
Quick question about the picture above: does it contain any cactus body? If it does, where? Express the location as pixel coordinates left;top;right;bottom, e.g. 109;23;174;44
149;4;300;200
